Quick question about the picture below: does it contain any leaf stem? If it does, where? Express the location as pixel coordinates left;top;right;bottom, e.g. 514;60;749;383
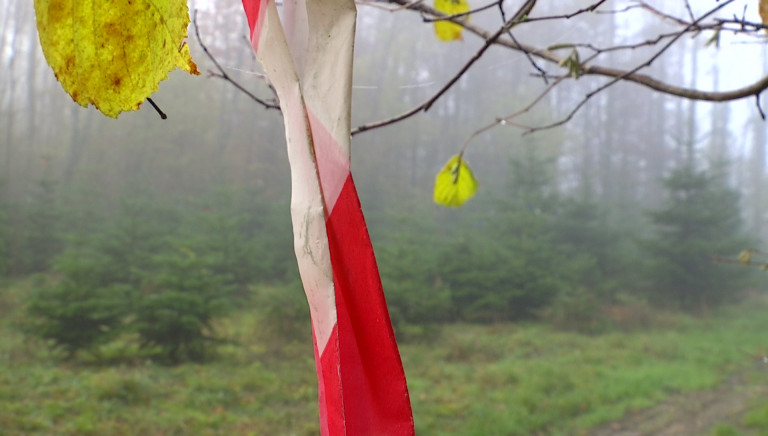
146;98;167;120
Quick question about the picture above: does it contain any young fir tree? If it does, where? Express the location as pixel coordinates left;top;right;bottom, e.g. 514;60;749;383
134;246;236;364
643;164;749;310
23;196;177;359
93;195;181;287
439;152;567;322
376;214;454;326
181;187;293;290
25;248;132;358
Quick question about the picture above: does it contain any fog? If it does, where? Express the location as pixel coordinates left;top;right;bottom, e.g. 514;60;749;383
2;0;767;315
1;1;768;433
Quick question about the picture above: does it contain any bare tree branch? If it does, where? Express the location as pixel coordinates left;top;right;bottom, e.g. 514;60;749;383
458;76;566;156
193;10;281;111
510;0;607;23
205;0;768;138
498;1;548;84
635;1;692;27
526;0;737;134
756;94;766;121
352;0;537;135
421;0;501;22
352;0;768;136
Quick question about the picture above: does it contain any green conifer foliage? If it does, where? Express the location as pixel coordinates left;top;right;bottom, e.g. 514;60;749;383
439;153;567;322
134;247;236;363
643;164;749;310
25;249;131;357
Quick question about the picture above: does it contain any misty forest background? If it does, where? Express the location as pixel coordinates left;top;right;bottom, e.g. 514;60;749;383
8;1;768;435
2;0;768;359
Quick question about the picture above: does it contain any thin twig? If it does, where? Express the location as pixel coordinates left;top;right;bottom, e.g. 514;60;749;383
712;249;768;269
192;9;280;111
593;4;642;15
500;0;547;83
714;17;768;33
525;0;736;134
634;1;691;27
356;0;423;12
507;30;549;83
756;94;766;121
422;0;501;22
510;0;608;23
684;0;696;23
352;0;537;135
458;76;565;156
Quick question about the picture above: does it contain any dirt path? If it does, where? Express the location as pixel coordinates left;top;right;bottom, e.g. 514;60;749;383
592;368;768;436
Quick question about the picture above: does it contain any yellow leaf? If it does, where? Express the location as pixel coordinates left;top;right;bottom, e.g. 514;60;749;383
761;0;768;34
34;0;199;118
434;0;470;42
738;249;752;265
434;155;478;207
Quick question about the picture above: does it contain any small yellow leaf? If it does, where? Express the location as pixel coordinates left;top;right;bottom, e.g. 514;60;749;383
434;155;478;207
760;0;768;34
434;0;470;42
738;249;752;265
34;0;199;118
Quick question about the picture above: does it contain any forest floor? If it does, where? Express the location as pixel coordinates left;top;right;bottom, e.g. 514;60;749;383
592;361;768;436
4;278;768;436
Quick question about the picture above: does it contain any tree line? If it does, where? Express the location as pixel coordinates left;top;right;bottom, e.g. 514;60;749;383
0;144;752;362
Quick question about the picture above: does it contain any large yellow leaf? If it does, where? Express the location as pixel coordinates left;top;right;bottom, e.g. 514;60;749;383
34;0;199;118
434;0;470;42
433;155;478;207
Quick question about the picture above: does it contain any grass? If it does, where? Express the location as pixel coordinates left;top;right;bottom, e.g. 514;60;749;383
719;368;768;435
402;310;768;436
2;279;768;435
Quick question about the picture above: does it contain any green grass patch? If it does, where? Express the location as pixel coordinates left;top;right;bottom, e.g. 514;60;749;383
2;279;768;435
711;424;746;436
734;369;768;434
401;303;768;435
